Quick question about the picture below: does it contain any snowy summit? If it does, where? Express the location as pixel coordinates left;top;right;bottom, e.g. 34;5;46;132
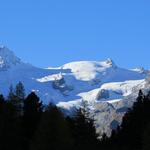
0;46;21;69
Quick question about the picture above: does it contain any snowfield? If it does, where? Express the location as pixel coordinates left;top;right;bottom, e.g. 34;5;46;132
0;46;149;135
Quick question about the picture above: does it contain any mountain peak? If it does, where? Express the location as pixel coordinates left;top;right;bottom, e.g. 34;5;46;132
105;58;117;68
0;46;21;69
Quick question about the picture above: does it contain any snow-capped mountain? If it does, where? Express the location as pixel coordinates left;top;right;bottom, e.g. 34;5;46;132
0;46;149;135
0;46;21;69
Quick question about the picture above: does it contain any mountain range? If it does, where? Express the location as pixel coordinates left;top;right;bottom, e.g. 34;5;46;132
0;45;149;135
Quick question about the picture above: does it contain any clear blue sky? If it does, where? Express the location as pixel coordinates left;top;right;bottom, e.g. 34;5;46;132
0;0;149;69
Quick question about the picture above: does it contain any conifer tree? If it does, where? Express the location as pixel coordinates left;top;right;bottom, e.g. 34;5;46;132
30;103;73;150
0;94;5;105
0;93;22;150
8;84;15;100
142;122;150;150
22;92;43;150
73;104;99;149
15;81;25;100
7;82;25;117
23;92;43;116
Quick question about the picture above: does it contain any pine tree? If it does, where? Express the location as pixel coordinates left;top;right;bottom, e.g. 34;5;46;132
22;92;43;150
15;82;25;116
0;93;23;150
142;92;150;150
0;94;5;105
30;104;73;150
15;81;25;100
8;84;15;100
73;106;99;149
23;92;43;116
7;82;25;117
142;122;150;150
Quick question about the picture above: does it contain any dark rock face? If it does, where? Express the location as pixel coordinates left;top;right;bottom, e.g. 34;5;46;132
96;89;109;100
52;74;73;96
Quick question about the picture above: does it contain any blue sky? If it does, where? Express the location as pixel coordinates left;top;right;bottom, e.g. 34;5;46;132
0;0;149;69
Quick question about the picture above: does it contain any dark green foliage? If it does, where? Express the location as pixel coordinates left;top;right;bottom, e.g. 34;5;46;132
8;84;15;100
1;82;150;150
0;94;5;104
0;94;23;150
15;81;25;100
142;122;150;150
119;90;150;150
0;84;101;150
22;92;43;150
30;104;73;150
8;82;25;117
0;84;43;150
23;92;43;116
71;106;100;149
